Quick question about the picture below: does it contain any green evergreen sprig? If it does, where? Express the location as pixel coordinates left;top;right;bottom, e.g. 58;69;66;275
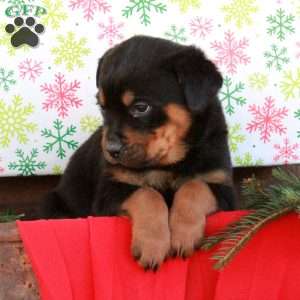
200;168;300;269
0;209;25;223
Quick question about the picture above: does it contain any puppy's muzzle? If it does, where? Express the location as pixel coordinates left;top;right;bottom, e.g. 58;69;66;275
106;136;123;159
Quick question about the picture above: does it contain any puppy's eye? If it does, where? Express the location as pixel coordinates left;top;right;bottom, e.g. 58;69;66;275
130;102;152;118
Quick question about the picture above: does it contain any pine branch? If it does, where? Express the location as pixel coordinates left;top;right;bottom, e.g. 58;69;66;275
201;168;300;270
212;206;293;269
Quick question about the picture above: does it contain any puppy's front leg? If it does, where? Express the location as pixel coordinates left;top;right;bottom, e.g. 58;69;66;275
169;179;217;258
121;188;170;270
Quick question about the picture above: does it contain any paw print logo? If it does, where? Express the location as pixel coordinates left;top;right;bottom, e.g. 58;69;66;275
5;17;45;48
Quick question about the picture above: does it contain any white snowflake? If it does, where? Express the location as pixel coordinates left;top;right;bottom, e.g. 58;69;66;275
211;31;250;74
98;17;124;47
273;138;299;164
40;73;83;118
69;0;111;21
190;17;212;39
19;59;43;82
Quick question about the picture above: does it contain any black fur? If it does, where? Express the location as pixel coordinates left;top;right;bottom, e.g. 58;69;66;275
40;35;236;219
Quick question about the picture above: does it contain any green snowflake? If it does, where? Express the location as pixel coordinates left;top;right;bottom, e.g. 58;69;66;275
248;73;268;90
52;164;63;175
234;152;263;167
295;110;300;138
8;148;46;176
221;0;258;29
41;119;79;159
229;124;246;153
80;115;101;133
6;0;34;4
122;0;167;26
41;0;67;30
280;68;300;100
0;67;16;91
51;32;90;72
5;0;32;9
267;8;295;41
171;0;200;12
164;25;186;43
219;76;246;115
0;95;37;148
264;44;289;71
0;23;29;56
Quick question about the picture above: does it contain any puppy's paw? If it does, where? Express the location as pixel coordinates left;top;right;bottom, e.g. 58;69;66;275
169;213;205;258
131;223;171;271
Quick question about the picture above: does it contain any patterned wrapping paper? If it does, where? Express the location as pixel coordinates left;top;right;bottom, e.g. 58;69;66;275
0;0;299;177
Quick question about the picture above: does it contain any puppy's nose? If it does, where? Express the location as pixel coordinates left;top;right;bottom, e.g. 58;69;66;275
106;141;122;159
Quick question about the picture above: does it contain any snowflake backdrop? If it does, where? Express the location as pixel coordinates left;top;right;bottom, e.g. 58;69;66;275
0;0;300;176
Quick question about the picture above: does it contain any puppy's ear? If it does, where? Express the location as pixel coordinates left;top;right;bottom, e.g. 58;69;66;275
96;57;103;88
171;47;223;113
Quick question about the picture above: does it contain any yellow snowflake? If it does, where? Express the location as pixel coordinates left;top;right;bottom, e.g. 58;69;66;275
52;165;63;175
80;115;102;133
234;152;263;166
41;0;68;30
280;68;300;100
51;32;90;72
222;0;259;29
171;0;201;13
248;73;268;90
0;95;37;147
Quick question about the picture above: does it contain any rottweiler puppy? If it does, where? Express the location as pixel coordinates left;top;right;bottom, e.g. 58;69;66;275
41;35;236;270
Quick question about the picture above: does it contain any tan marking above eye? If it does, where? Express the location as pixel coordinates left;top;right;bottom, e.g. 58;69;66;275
122;90;135;106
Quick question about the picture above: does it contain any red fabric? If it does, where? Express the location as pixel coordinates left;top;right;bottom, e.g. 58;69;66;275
17;211;300;300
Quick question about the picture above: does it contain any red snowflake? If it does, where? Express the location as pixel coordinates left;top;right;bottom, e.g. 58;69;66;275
98;17;124;46
246;96;288;143
273;138;299;164
69;0;111;21
19;59;43;82
40;73;83;118
211;31;250;74
190;17;212;39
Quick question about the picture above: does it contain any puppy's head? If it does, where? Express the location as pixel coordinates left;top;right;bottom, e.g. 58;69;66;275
96;36;223;169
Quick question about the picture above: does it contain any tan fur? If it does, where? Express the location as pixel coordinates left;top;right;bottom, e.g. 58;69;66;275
97;88;106;106
123;103;191;166
198;169;232;185
169;179;217;257
123;127;148;145
109;167;230;191
121;188;170;268
148;104;191;165
122;90;135;106
110;167;175;190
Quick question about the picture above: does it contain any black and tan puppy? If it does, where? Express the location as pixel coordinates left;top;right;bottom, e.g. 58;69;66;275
41;35;236;270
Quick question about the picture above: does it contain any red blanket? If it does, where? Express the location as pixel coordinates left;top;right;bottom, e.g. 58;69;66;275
17;211;300;300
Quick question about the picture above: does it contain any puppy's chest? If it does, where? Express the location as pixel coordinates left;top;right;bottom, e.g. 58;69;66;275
108;167;184;191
